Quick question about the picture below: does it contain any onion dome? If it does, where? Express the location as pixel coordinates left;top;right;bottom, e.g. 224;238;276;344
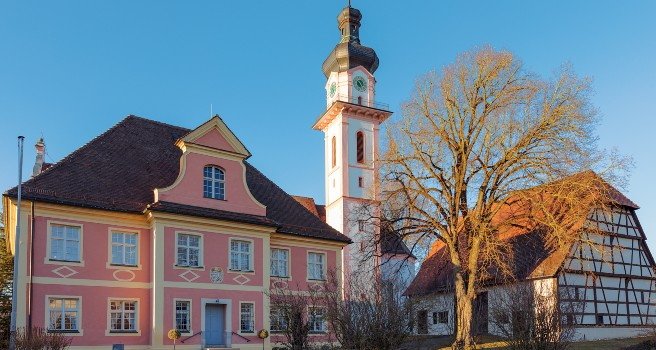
322;6;379;77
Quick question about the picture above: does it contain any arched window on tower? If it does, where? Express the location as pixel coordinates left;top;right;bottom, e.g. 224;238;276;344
331;136;337;168
356;131;365;164
357;96;362;105
203;165;225;200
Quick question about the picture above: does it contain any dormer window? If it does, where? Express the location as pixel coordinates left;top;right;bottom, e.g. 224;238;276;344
203;166;225;200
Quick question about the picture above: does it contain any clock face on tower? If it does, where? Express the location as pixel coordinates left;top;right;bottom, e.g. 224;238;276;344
329;82;337;97
353;76;367;92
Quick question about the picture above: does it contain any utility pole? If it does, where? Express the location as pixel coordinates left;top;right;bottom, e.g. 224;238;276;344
9;136;25;350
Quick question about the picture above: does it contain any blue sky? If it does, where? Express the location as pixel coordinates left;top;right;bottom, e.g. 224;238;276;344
1;1;655;251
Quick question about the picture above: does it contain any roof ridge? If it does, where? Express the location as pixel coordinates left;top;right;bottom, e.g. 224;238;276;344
126;114;191;132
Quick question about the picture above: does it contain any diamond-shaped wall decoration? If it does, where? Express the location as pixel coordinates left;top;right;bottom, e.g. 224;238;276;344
52;266;78;278
310;283;323;292
233;274;250;285
271;280;288;290
179;270;200;283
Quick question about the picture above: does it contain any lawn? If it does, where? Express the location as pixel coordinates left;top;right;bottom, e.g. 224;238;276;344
400;335;652;350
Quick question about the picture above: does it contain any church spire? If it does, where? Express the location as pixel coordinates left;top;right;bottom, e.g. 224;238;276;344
322;5;379;77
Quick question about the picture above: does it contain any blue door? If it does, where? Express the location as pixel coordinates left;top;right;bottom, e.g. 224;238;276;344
205;304;226;345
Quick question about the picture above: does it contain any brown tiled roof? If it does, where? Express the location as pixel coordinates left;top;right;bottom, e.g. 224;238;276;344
4;115;350;244
147;201;279;228
380;226;416;259
404;172;641;297
292;196;320;217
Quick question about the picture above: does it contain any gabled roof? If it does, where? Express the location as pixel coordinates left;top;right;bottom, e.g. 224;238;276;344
4;115;350;244
404;173;643;297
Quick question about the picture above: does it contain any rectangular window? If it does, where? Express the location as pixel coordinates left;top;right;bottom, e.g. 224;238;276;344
270;306;288;332
270;248;289;277
358;220;365;232
596;314;605;325
175;300;191;333
50;224;81;262
109;300;137;332
240;303;254;333
432;312;438;325
111;231;138;266
309;307;326;333
308;252;326;280
230;240;252;272
177;234;201;267
358;176;364;188
48;297;79;332
438;311;448;324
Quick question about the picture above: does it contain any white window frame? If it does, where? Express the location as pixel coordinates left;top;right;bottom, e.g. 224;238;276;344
239;301;255;334
307;251;327;281
229;238;254;273
45;221;84;266
173;299;193;334
203;165;226;200
270;305;289;333
176;232;203;268
45;295;83;336
107;228;140;269
308;307;327;333
270;247;290;278
106;298;140;336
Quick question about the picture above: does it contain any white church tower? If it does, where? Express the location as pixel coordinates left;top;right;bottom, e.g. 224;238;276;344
313;5;395;283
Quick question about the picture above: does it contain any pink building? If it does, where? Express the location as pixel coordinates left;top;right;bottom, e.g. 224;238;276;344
3;116;348;349
2;5;414;350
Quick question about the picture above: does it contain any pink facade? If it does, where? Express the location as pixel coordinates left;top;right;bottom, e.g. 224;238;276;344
4;116;348;349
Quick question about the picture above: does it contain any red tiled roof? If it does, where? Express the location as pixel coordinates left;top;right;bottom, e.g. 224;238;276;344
4;115;350;244
404;172;641;297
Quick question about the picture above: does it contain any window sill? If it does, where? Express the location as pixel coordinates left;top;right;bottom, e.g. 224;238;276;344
106;263;142;270
309;331;328;335
307;278;326;282
44;258;85;267
48;329;84;336
105;330;141;336
238;331;255;336
203;196;227;201
270;275;291;279
174;265;205;271
229;269;256;275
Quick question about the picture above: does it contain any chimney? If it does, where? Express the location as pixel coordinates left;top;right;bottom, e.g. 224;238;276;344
32;138;46;177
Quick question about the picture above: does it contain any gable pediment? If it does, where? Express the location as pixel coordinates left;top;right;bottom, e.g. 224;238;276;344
180;116;251;158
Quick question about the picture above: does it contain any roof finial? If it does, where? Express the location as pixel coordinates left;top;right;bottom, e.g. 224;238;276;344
348;0;351;7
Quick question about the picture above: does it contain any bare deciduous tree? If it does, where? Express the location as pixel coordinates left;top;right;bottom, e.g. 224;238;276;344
322;270;413;350
380;47;628;349
488;282;579;350
266;281;327;350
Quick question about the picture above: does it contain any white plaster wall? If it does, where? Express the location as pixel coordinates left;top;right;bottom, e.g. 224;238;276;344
324;115;344;206
571;326;651;341
381;255;416;293
413;294;455;336
346;118;375;200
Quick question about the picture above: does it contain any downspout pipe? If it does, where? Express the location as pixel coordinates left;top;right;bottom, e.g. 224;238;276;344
28;202;34;330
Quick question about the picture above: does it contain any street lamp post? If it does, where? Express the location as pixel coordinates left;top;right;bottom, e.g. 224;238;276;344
9;136;24;350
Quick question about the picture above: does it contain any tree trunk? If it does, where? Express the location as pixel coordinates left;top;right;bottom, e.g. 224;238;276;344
453;274;474;350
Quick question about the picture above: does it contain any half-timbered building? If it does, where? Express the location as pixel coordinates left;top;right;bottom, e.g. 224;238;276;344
405;174;656;340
